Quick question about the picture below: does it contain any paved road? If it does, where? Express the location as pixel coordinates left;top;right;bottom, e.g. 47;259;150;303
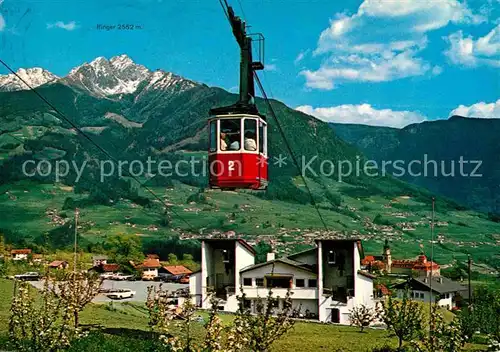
96;280;188;302
29;280;188;303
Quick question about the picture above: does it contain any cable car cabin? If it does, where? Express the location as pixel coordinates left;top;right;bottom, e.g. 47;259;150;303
208;114;268;190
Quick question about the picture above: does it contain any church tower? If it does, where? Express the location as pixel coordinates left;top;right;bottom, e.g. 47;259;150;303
383;239;392;273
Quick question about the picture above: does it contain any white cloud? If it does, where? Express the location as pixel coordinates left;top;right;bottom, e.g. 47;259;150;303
296;104;427;128
47;21;78;31
301;49;443;89
265;63;277;72
444;25;500;67
449;99;500;118
302;0;484;89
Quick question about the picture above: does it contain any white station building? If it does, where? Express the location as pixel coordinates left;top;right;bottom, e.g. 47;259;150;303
189;238;377;324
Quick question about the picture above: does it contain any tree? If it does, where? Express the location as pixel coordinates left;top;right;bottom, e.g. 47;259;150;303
54;271;103;328
202;296;225;351
103;233;143;264
472;285;500;340
349;304;378;332
167;253;178;265
146;284;201;351
146;285;297;352
382;288;425;350
9;280;83;351
411;304;466;352
254;241;272;264
233;288;297;352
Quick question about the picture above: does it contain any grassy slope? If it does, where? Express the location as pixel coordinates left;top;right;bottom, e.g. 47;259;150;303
0;279;486;352
2;179;500;269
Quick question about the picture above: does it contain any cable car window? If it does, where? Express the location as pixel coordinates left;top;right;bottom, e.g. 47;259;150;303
244;119;257;151
209;121;217;152
220;119;241;151
259;122;267;155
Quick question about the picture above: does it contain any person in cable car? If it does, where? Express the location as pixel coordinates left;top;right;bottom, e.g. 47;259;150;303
244;131;257;151
220;131;228;151
229;133;240;150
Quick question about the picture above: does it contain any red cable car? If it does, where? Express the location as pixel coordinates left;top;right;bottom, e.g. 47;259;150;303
208;5;268;190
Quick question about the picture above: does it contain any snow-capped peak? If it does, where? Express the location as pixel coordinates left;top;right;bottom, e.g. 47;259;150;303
0;67;59;92
63;54;151;96
0;54;198;97
110;54;134;70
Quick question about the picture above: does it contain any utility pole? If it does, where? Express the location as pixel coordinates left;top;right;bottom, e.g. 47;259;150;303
429;197;435;340
74;208;79;272
467;254;472;307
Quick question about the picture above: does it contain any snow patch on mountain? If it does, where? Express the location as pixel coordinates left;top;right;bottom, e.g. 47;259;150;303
0;68;59;92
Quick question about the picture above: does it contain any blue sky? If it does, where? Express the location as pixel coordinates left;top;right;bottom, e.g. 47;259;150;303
0;0;498;127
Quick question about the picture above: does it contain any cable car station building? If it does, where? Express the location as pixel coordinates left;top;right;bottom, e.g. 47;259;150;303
189;238;377;325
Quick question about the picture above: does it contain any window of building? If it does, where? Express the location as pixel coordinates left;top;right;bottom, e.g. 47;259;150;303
266;276;291;288
295;279;305;288
244;118;257;151
327;250;336;264
243;278;252;286
308;279;317;288
256;278;264;287
243;299;251;309
222;249;231;263
420;292;424;299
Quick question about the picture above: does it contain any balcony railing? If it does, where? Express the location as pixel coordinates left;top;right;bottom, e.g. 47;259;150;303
322;287;354;303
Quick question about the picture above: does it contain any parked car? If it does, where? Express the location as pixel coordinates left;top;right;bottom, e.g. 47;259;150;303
170;274;184;283
100;273;115;280
14;272;40;281
179;275;190;284
156;273;173;282
106;289;136;300
111;273;133;281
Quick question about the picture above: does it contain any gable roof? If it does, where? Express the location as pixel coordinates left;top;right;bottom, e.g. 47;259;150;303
286;247;316;260
49;260;67;268
102;264;120;272
11;249;31;255
394;276;465;294
163;265;192;275
241;258;315;274
141;258;162;268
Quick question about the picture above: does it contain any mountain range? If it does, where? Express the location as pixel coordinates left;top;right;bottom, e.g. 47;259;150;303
0;54;499;270
331;118;500;214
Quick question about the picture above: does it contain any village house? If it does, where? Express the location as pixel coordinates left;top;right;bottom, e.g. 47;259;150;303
362;240;440;276
11;249;32;261
32;254;43;264
393;276;466;309
92;255;108;267
140;258;162;280
48;260;69;270
189;238;376;325
161;265;192;276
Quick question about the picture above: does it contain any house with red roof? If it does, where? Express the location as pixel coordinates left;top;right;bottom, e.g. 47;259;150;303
11;249;31;261
362;240;440;276
48;260;68;269
161;265;192;276
139;258;162;280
